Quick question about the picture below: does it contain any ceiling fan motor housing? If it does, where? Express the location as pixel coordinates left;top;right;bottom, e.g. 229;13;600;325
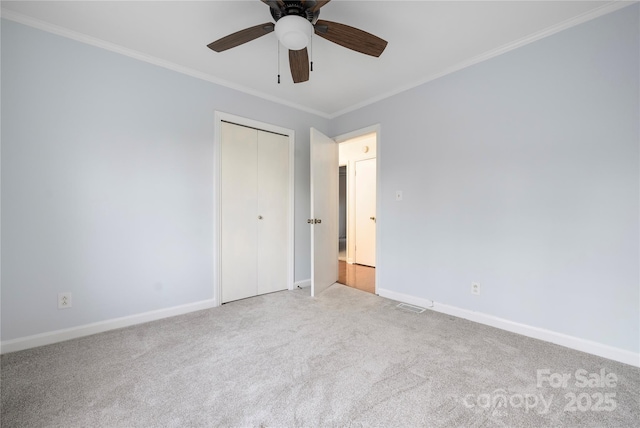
270;1;320;24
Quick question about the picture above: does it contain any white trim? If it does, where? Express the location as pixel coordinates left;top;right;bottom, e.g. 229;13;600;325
294;279;311;288
213;112;295;305
327;1;634;119
333;125;381;144
0;299;217;355
377;288;640;368
287;124;295;294
0;9;330;119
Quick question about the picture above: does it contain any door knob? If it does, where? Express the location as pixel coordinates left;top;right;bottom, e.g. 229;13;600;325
370;217;376;221
258;215;263;220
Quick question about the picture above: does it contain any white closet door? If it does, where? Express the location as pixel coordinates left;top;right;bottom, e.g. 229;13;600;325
220;122;258;303
257;131;289;295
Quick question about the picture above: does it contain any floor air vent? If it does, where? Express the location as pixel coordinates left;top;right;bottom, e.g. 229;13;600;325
396;303;426;313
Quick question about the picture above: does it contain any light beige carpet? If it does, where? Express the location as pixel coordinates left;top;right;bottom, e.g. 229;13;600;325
2;284;639;427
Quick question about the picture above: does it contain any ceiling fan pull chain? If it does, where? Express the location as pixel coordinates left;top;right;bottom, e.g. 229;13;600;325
277;40;281;84
310;33;314;72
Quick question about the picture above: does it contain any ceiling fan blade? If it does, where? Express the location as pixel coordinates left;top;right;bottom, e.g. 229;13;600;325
207;22;274;52
289;48;310;83
260;0;284;10
308;0;331;13
314;19;387;57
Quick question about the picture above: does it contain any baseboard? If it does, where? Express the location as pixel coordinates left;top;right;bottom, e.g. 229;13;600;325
0;299;218;354
6;288;637;367
294;279;311;288
377;288;639;368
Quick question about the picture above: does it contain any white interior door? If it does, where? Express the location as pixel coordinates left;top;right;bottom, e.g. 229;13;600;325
220;122;258;303
310;128;338;297
355;158;376;267
257;130;289;295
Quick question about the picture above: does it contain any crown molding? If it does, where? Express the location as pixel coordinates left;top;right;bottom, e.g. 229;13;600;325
328;1;635;119
1;1;633;120
0;8;332;119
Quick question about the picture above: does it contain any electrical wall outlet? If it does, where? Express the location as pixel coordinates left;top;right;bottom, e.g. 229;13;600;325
58;292;72;309
471;282;481;295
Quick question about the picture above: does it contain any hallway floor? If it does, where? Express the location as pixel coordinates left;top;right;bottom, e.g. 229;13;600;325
337;260;375;294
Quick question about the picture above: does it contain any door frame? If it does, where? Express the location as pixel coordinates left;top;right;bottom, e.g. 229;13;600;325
213;111;295;306
333;124;381;295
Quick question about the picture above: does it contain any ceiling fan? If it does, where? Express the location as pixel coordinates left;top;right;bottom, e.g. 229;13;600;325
207;0;388;83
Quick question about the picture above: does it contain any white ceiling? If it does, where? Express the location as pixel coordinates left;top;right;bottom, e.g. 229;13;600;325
1;1;627;118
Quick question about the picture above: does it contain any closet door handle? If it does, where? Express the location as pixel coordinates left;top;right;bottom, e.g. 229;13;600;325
258;215;263;220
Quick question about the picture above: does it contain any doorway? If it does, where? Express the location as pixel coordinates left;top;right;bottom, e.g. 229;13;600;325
336;131;377;294
309;125;380;298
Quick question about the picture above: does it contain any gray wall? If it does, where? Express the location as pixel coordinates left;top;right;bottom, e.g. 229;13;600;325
332;5;639;353
1;19;327;340
2;5;639;354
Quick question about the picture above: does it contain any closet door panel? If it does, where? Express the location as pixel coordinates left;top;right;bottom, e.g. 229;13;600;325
220;122;258;303
257;131;289;295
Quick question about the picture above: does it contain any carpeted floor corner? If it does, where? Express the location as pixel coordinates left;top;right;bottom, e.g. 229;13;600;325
2;284;639;427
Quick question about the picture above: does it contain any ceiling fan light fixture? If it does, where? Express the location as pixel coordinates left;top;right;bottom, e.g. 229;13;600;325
275;15;313;50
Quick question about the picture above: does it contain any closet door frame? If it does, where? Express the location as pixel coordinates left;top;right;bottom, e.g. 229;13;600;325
213;111;295;306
